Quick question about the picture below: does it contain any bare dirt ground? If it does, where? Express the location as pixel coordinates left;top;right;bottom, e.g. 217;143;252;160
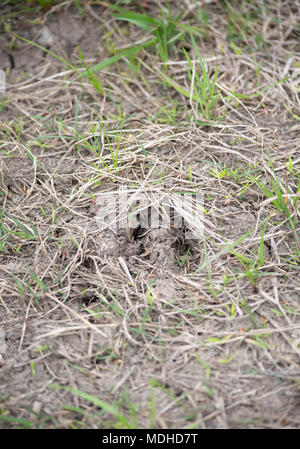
0;0;299;428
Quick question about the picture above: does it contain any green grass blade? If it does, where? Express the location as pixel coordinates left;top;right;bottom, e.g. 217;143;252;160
90;40;156;74
113;10;158;32
12;32;78;72
12;30;155;86
27;267;49;292
6;212;38;238
0;415;33;428
50;384;134;428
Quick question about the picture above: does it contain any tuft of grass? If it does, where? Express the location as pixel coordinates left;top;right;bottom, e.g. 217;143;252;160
229;216;272;292
112;4;186;66
0;210;39;253
156;32;221;121
255;175;299;231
